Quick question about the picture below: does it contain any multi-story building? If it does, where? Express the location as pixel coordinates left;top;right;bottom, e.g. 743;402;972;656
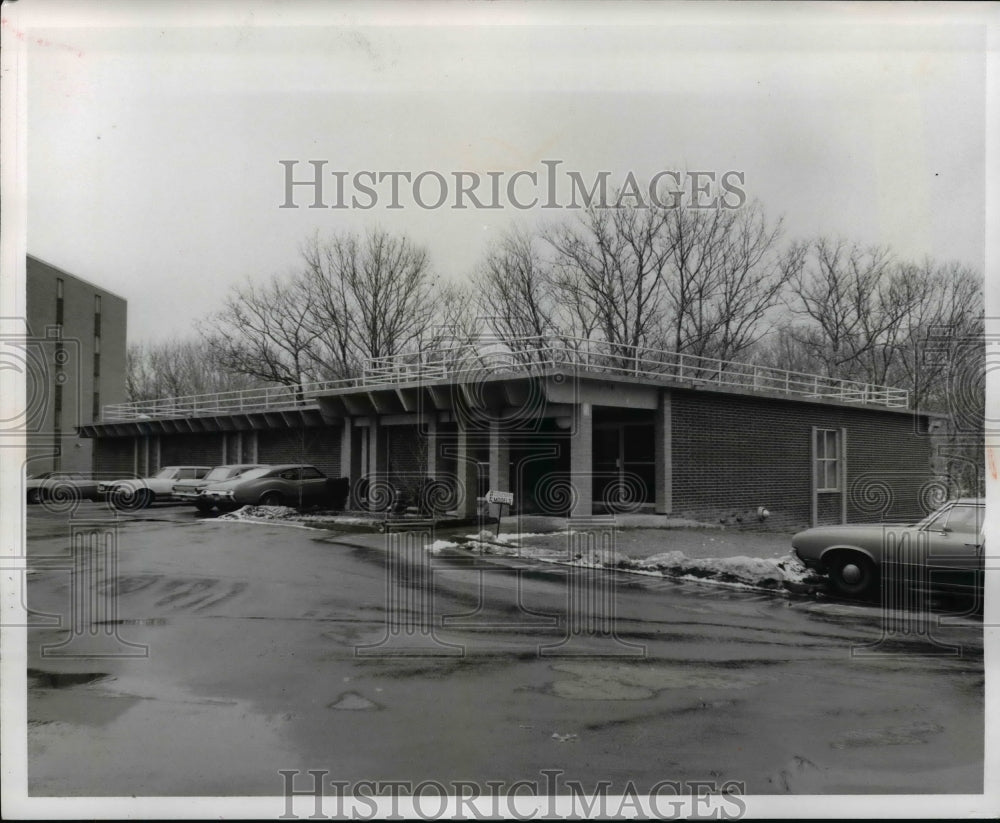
25;255;127;475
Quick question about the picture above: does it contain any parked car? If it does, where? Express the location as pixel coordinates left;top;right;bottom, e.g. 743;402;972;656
98;466;213;510
792;498;985;599
198;464;349;511
172;464;263;513
26;471;100;504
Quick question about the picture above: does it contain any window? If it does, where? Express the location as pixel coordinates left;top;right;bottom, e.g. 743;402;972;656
300;466;325;479
92;391;101;421
927;504;984;535
815;428;841;492
94;295;102;337
53;384;63;415
55;278;64;325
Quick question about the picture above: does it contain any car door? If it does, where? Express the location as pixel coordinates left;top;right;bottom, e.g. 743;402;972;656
922;503;983;592
299;467;328;504
277;468;303;504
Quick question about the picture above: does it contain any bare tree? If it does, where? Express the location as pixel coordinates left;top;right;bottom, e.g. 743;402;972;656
301;228;437;377
656;201;788;360
781;239;903;380
545;204;673;351
200;271;322;386
126;338;263;402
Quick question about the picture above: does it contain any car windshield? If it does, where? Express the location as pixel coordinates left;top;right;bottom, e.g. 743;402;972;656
153;468;177;479
916;502;984;533
236;467;271;480
204;467;233;480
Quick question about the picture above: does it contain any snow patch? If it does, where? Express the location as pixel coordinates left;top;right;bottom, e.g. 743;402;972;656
616;551;820;590
218;505;299;521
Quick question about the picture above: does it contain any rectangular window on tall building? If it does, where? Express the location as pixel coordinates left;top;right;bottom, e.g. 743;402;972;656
55;278;64;325
92;391;101;422
94;294;102;337
93;334;101;378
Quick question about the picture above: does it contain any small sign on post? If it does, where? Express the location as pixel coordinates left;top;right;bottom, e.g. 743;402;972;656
485;489;514;532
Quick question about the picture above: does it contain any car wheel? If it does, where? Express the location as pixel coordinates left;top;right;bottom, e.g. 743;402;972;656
26;489;41;505
195;500;215;514
827;553;879;599
259;491;283;507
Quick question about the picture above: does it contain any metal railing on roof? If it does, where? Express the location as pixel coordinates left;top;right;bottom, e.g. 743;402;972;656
101;335;909;421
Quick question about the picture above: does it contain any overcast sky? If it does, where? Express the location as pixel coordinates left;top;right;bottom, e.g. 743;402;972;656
17;2;990;343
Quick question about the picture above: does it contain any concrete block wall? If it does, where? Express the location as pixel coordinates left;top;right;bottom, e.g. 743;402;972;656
256;426;343;477
93;437;135;477
160;432;224;468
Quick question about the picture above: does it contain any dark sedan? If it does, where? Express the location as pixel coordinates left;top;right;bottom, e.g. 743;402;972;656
792;498;985;599
172;464;263;512
198;464;349;511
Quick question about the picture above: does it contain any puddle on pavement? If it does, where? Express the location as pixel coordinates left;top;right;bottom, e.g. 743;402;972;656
93;618;169;627
544;661;766;700
27;669;109;689
831;721;944;749
328;691;381;711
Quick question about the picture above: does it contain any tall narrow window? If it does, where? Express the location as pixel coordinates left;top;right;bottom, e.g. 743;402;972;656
92;391;101;422
93;334;101;378
815;428;841;491
55;278;64;325
94;294;102;337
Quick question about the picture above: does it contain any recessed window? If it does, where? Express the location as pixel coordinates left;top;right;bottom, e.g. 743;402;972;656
55;278;64;325
815;428;841;492
92;391;101;421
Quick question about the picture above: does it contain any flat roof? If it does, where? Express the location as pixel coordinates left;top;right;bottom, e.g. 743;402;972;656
27;254;129;303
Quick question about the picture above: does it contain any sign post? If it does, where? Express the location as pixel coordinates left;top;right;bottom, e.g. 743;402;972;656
485;489;514;533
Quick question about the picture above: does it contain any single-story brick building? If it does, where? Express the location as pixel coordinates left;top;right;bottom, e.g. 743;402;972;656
79;338;938;528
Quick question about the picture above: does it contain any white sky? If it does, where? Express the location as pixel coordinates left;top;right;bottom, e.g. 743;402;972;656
15;2;992;342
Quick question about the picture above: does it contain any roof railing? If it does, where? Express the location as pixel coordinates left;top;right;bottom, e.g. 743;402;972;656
101;335;909;421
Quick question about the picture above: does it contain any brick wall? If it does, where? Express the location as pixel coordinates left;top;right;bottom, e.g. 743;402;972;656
159;433;224;468
670;391;932;529
93;437;134;478
257;426;343;477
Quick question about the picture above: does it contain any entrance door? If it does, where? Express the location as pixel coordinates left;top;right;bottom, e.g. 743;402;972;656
593;423;655;511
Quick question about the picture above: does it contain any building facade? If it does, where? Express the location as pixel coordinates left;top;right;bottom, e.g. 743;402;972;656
80;340;936;529
26;255;127;475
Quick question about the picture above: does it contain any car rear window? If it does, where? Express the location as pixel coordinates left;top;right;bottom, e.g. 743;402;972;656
238;467;271;480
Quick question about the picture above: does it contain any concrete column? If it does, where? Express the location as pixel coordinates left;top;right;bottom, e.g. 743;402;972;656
569;402;593;516
488;419;511;519
654;390;673;515
454;422;479;519
340;419;361;482
425;416;443;479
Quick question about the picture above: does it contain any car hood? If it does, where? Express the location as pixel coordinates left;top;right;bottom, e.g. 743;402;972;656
792;522;915;544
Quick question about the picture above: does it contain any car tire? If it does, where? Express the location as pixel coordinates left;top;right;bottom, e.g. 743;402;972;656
259;491;283;507
827;553;879;599
195;500;215;514
26;489;41;505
